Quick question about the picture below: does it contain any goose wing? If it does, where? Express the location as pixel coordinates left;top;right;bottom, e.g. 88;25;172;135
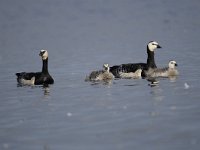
110;63;147;78
16;72;41;80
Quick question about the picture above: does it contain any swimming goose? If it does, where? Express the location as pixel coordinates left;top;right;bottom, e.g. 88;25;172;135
85;64;114;81
146;60;179;78
16;50;54;85
110;41;162;78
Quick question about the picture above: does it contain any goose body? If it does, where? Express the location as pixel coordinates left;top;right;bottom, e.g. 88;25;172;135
16;50;54;85
85;64;114;81
146;61;179;78
110;41;162;78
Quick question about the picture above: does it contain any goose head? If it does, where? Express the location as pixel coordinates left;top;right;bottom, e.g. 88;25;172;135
103;63;110;72
39;50;48;60
168;60;178;69
148;41;162;52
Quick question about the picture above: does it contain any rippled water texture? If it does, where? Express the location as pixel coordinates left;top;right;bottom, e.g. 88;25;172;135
0;0;200;150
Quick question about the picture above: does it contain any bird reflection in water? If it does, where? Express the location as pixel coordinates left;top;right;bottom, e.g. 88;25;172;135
147;77;159;87
16;82;52;97
42;84;50;97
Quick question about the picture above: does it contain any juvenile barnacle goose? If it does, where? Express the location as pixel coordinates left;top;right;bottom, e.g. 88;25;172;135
146;60;179;78
110;41;162;78
85;64;114;81
16;50;54;85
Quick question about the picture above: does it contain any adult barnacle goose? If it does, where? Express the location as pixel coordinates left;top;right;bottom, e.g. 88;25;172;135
146;60;179;78
16;50;54;85
85;64;114;81
110;41;162;78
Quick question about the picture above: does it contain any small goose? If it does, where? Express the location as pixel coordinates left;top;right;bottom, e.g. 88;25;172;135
85;64;114;81
147;60;179;78
16;50;54;85
110;41;162;78
119;68;142;79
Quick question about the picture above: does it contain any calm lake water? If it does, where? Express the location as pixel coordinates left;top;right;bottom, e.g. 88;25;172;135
0;0;200;150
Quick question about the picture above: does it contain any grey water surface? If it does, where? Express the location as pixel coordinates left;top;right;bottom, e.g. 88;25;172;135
0;0;200;150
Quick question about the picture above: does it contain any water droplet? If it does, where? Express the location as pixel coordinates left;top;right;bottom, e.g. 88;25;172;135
66;112;72;117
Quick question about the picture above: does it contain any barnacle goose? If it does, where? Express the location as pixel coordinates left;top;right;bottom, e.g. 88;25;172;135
85;64;114;81
16;50;54;85
146;60;179;78
110;41;162;78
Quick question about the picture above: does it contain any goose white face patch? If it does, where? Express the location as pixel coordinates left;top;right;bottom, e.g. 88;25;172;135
148;41;159;52
103;64;110;72
103;64;109;68
40;50;48;60
169;61;177;69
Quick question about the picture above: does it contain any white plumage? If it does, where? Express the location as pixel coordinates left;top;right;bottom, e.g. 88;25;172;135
19;76;35;85
118;69;142;79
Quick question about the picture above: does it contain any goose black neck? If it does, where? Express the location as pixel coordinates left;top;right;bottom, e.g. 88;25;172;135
147;46;157;68
42;58;49;74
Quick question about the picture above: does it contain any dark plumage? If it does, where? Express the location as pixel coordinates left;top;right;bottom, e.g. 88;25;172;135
110;41;162;78
16;50;54;85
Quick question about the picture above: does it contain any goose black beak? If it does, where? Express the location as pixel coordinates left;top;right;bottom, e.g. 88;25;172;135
175;63;178;66
157;45;162;48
